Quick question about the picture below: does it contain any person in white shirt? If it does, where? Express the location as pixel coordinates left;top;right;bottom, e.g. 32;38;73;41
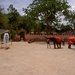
3;32;9;48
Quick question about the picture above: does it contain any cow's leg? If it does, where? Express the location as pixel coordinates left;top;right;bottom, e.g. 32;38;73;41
54;42;56;49
57;43;59;48
59;43;61;48
60;43;61;48
68;44;71;49
57;43;60;48
56;42;61;48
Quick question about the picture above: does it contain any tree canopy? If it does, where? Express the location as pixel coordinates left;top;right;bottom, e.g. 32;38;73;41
0;0;75;37
23;0;71;33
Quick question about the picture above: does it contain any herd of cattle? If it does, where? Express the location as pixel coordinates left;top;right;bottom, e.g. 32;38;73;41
45;36;75;49
28;36;75;49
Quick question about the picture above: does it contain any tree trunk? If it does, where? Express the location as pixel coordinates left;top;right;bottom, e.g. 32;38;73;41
46;22;49;35
73;25;75;35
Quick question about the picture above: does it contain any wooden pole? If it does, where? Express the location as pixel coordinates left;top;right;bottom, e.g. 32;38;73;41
10;30;12;45
0;34;2;48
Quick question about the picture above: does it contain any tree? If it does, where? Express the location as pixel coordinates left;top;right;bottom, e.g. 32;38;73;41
0;5;5;29
7;4;20;38
60;24;72;32
23;0;71;34
7;4;20;30
64;10;75;31
3;14;9;29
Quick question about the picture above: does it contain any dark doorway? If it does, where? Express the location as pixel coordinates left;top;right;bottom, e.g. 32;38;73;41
20;32;25;41
19;28;25;41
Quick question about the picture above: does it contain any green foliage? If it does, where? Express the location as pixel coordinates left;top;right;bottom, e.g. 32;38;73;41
11;30;16;39
0;5;4;29
60;24;72;32
7;4;20;30
7;4;21;39
23;0;71;33
3;14;9;29
54;24;72;33
0;1;74;38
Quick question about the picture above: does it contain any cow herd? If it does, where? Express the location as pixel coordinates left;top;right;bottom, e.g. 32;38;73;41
46;36;75;49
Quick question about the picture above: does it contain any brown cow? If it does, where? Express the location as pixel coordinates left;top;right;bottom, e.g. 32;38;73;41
68;37;75;49
49;36;62;49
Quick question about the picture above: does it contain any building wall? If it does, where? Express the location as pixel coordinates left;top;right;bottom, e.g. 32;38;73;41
14;33;75;42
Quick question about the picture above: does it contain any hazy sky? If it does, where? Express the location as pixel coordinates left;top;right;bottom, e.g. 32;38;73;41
0;0;75;15
68;0;75;10
0;0;33;15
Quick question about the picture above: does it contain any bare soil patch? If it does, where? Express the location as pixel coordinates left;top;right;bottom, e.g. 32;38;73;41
0;42;75;75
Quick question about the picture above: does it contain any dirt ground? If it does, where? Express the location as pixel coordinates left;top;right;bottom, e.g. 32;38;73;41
0;41;75;75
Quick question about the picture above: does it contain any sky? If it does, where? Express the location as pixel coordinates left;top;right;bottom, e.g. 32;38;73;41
0;0;33;15
68;0;75;10
0;0;75;15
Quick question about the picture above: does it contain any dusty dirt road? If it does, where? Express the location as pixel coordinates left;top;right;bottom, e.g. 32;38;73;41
0;42;75;75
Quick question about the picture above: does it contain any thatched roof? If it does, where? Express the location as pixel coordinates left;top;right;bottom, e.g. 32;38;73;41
18;28;26;34
19;28;26;32
0;29;10;34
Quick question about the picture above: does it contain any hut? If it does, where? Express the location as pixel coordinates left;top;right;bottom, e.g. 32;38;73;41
18;28;26;41
0;29;11;48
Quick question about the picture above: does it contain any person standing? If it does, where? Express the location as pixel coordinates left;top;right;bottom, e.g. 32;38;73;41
3;32;9;49
62;39;65;46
